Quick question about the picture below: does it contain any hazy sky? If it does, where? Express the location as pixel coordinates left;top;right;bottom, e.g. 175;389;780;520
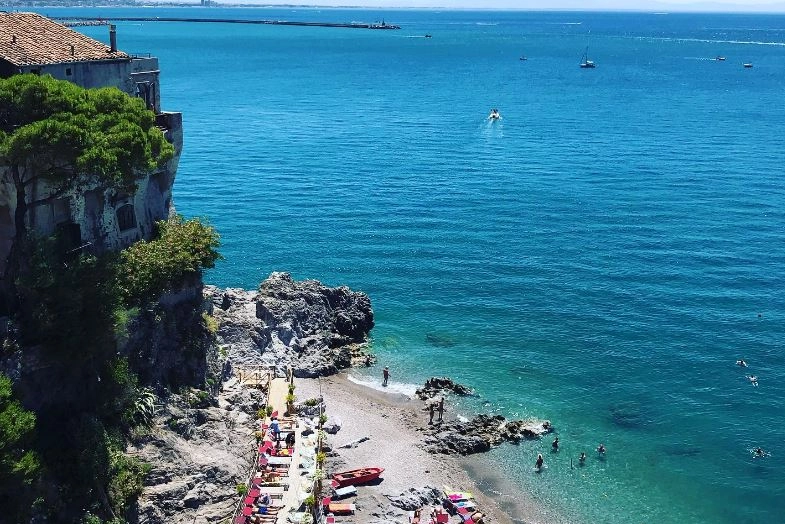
234;0;785;12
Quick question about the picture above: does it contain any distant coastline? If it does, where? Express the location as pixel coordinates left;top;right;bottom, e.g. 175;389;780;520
9;1;785;13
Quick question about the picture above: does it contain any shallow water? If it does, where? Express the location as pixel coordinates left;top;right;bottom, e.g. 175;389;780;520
52;7;785;523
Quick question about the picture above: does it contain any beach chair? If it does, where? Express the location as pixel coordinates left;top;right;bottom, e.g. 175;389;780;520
436;513;449;524
326;517;336;524
321;496;331;510
234;516;247;524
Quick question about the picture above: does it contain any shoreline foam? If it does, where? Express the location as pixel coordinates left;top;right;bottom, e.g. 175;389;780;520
296;373;567;524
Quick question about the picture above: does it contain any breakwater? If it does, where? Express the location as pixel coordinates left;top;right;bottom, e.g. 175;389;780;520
55;16;400;30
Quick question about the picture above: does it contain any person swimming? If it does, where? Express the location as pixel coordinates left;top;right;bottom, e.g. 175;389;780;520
736;359;748;367
597;443;606;454
746;375;758;386
754;447;766;457
579;451;587;463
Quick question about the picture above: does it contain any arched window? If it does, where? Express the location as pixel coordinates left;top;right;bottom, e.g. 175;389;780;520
116;204;136;232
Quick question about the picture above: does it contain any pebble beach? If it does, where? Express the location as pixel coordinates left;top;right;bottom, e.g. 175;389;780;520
296;374;566;524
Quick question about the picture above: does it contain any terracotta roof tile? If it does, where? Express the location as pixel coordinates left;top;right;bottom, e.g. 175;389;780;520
0;12;129;67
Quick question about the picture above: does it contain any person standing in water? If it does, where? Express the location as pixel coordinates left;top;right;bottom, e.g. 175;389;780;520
535;454;544;470
382;366;390;386
552;437;559;452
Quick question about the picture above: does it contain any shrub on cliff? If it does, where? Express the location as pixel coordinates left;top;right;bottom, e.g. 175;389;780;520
118;215;221;307
0;373;40;520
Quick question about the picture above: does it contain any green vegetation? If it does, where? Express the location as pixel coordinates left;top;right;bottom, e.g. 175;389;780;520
202;311;220;335
119;216;221;306
0;374;40;521
236;483;248;496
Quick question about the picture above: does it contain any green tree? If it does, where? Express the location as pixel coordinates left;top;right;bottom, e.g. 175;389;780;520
0;74;174;305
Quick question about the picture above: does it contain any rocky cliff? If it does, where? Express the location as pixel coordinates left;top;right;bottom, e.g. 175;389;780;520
205;272;374;377
123;281;221;390
130;379;264;524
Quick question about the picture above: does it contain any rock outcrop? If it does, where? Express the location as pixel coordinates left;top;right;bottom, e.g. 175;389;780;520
205;272;374;377
423;414;552;455
386;486;443;511
415;377;474;401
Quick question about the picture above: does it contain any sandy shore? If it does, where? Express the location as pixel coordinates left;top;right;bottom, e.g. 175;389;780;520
296;374;568;524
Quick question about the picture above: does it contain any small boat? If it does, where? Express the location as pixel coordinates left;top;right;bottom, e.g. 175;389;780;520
715;56;726;61
580;47;596;69
488;108;501;120
331;467;384;487
424;34;432;38
519;55;528;61
743;63;753;68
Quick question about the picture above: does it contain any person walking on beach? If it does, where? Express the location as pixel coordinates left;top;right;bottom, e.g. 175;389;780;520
382;366;390;387
428;403;435;424
438;397;445;422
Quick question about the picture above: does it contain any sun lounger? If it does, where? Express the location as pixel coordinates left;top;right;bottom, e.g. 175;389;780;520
436;514;449;524
326;518;336;524
234;516;247;524
258;486;285;495
327;503;356;515
266;456;291;465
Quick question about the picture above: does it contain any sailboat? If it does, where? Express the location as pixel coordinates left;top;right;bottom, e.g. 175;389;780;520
580;46;596;68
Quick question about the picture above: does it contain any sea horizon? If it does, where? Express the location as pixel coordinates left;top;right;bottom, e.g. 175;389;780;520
54;6;785;522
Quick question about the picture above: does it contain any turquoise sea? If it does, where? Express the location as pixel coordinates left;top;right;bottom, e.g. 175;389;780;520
45;7;785;523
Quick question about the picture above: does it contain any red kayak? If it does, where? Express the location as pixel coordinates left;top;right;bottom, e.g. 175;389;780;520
331;467;384;487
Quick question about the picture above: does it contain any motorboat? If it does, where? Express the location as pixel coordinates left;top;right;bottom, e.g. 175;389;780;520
743;63;753;68
488;109;501;120
715;56;726;61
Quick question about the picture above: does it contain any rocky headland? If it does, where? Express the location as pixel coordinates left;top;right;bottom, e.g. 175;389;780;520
205;272;375;377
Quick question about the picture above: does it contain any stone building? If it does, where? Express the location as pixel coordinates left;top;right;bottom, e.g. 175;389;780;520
0;12;182;277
